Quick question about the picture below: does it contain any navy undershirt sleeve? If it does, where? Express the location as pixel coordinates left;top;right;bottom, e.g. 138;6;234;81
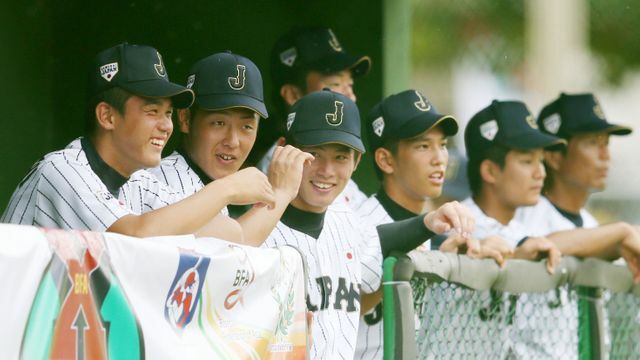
377;215;436;257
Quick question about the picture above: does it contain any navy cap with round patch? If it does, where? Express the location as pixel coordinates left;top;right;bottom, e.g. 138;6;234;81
365;89;458;152
286;89;364;153
186;51;268;118
90;43;194;108
537;92;632;139
465;100;566;163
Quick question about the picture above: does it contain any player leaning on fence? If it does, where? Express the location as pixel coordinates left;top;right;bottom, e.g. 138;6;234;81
261;89;474;359
1;43;275;241
353;89;513;359
462;98;640;358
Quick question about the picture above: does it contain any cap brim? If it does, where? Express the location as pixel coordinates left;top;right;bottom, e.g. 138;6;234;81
292;129;365;153
195;93;268;118
505;131;567;151
121;79;194;108
309;52;371;78
569;121;632;137
397;114;459;139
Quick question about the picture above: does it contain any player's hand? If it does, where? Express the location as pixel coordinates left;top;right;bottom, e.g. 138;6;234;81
513;236;561;274
476;235;513;268
267;145;314;202
221;167;276;208
438;233;480;257
423;201;474;238
620;231;640;283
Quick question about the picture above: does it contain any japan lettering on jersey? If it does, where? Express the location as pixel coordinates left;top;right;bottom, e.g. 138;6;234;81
150;151;229;216
2;138;180;231
262;203;381;359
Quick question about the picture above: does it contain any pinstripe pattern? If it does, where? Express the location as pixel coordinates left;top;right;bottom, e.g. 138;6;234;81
262;202;381;360
150;151;229;216
353;195;393;360
2;138;181;232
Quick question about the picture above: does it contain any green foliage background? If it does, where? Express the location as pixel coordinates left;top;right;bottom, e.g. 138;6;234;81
412;0;640;84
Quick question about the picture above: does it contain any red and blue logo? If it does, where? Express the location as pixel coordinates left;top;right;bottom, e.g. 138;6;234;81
164;251;210;331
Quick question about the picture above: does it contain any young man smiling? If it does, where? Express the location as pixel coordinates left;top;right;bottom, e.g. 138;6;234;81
151;52;311;245
262;89;474;359
2;43;274;241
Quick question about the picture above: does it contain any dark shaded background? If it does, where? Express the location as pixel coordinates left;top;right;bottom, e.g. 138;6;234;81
0;0;385;211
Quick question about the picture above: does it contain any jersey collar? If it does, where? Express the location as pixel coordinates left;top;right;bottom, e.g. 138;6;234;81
376;188;419;221
549;201;584;227
81;137;128;197
281;205;325;239
177;148;214;185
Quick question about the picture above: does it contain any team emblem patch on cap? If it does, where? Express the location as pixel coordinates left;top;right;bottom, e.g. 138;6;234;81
286;112;296;131
186;74;195;89
326;101;344;126
372;116;385;137
413;91;431;112
228;64;246;90
526;115;538;129
154;52;166;77
280;47;297;67
593;104;605;119
543;114;561;134
100;62;118;82
480;120;499;141
327;29;343;52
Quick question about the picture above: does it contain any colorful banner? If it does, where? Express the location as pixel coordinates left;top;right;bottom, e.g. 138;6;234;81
0;224;308;359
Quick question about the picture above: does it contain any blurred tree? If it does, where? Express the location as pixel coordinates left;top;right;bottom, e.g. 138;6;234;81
412;0;640;84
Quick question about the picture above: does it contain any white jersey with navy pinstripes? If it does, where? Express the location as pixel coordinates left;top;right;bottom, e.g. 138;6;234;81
149;151;228;215
262;202;382;360
1;137;180;231
353;194;392;360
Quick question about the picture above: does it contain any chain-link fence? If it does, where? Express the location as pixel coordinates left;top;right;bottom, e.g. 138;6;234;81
383;252;640;359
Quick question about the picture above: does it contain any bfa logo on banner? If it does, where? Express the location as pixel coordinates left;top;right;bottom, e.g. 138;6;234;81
164;251;211;331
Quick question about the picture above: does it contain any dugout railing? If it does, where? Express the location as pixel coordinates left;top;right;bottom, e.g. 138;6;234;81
382;251;640;359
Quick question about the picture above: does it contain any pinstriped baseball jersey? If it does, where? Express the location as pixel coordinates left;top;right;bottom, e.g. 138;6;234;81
2;137;181;232
149;150;229;215
354;192;432;359
262;202;381;360
354;194;391;360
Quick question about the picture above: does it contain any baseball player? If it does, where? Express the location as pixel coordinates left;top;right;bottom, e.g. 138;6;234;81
150;51;312;246
2;43;274;241
262;89;474;359
463;98;640;358
251;26;372;209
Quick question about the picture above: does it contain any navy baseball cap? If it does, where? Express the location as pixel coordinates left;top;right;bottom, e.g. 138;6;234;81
285;89;365;153
366;90;458;152
465;100;566;163
186;51;268;118
538;92;632;139
272;26;371;87
89;43;194;108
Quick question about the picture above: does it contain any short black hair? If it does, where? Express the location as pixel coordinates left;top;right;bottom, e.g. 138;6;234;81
85;87;133;135
467;144;510;196
542;141;569;193
372;138;400;180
